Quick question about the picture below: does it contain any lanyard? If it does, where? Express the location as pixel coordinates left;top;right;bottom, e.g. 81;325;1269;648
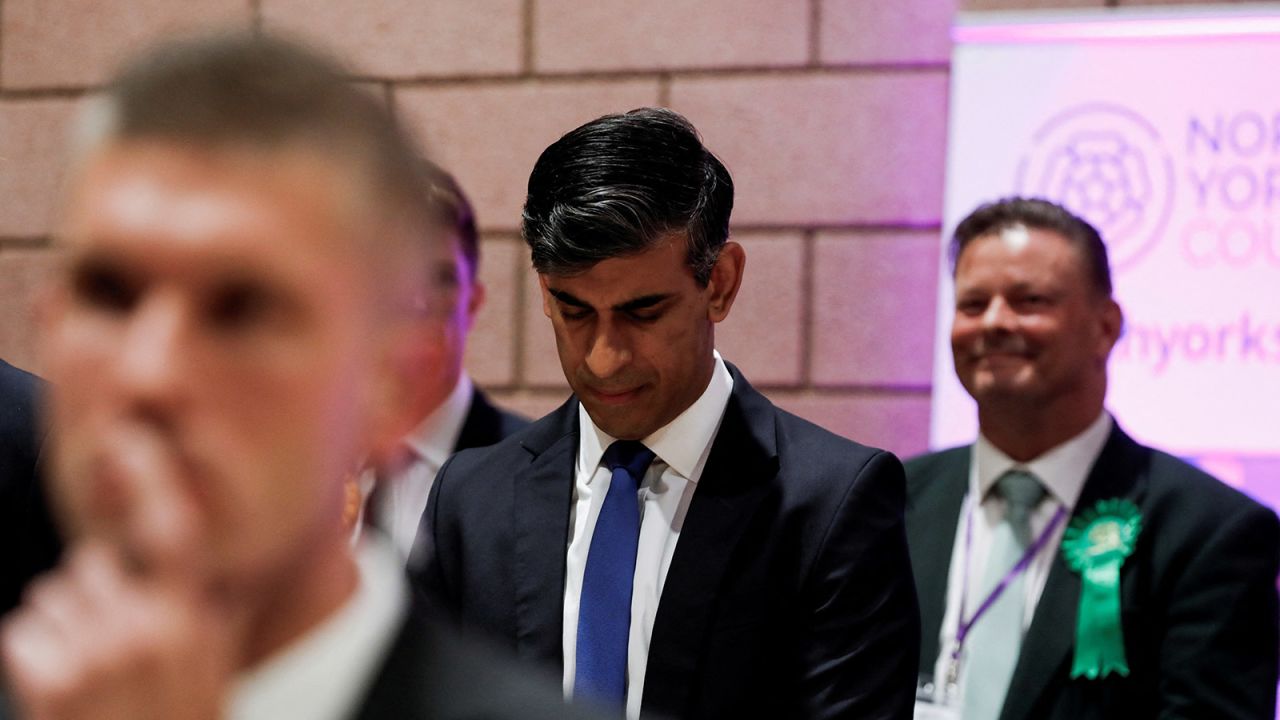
946;493;1067;686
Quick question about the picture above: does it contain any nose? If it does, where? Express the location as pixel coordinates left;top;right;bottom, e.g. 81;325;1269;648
981;296;1017;333
115;293;190;419
584;318;632;380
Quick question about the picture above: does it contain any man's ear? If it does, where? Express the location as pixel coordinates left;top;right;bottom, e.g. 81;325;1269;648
467;280;486;320
539;274;553;318
706;241;746;323
1096;297;1124;360
463;279;486;335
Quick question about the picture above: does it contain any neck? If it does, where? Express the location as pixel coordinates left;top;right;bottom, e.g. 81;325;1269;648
977;393;1104;463
236;529;359;669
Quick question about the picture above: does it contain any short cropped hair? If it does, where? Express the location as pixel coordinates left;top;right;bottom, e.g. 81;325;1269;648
421;161;480;282
951;197;1113;297
521;107;733;286
79;31;432;264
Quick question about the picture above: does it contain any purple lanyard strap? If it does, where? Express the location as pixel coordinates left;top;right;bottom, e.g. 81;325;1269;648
953;496;1068;657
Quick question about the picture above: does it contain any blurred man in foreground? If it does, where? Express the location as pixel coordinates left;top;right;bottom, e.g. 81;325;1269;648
906;197;1279;720
0;32;595;720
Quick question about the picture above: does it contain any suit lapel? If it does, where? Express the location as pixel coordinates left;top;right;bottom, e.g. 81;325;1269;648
999;425;1148;720
511;400;579;668
906;449;970;670
641;368;778;716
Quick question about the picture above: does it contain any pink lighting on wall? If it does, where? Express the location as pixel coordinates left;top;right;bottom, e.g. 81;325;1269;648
954;9;1280;45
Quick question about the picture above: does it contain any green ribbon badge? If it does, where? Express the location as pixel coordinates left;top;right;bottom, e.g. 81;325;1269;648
1061;498;1142;680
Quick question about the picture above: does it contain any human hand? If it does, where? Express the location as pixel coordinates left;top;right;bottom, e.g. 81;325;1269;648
1;428;242;720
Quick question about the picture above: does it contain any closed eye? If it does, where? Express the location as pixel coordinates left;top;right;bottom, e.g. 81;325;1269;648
625;308;663;323
70;258;140;314
554;298;594;321
956;297;987;316
205;280;286;332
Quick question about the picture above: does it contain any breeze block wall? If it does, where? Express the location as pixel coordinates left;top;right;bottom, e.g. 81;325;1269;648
0;0;1234;459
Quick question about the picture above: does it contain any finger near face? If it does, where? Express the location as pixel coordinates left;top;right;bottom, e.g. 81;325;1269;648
2;602;86;715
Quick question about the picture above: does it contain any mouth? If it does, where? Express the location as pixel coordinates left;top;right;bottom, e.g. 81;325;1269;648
585;385;644;406
976;350;1028;361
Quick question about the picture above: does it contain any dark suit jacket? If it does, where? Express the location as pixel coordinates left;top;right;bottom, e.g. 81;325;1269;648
0;360;61;616
0;598;604;720
905;424;1280;720
418;366;919;719
454;387;528;453
354;601;606;720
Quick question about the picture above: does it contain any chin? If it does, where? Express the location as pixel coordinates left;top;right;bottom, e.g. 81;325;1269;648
587;410;650;441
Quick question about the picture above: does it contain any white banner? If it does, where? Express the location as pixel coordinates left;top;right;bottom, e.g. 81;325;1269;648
933;6;1280;506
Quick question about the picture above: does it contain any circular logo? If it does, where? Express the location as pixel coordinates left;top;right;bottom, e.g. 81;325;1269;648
1016;104;1174;271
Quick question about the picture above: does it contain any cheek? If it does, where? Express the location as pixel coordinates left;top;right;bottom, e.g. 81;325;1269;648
220;340;365;458
950;319;978;353
551;319;585;365
45;318;123;443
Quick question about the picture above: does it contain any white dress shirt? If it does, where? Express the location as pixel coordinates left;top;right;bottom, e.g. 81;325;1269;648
932;410;1113;694
562;353;734;720
357;375;473;562
228;536;408;720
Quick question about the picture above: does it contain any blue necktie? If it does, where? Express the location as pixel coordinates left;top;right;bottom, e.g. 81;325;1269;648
575;440;656;705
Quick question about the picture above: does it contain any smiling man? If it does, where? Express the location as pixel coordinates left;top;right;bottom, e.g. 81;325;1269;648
417;107;920;720
905;197;1279;720
0;33;598;720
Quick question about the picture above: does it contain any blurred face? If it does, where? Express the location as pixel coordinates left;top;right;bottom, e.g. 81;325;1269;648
540;236;742;440
950;225;1121;414
44;141;394;589
410;230;482;418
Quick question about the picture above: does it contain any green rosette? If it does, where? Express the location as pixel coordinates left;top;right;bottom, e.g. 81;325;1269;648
1061;498;1142;680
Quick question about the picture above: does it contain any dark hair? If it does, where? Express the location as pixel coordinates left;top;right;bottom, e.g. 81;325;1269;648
521;107;733;286
88;31;432;254
421;161;480;281
950;197;1113;297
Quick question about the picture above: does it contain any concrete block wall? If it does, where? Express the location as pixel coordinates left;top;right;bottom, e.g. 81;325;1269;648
0;0;1231;460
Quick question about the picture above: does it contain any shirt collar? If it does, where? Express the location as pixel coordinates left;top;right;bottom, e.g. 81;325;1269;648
972;410;1113;509
227;536;408;720
577;352;734;483
401;374;474;469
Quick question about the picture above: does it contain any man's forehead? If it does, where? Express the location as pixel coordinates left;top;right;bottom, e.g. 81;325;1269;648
79;140;360;203
544;236;692;290
60;142;382;284
961;226;1079;263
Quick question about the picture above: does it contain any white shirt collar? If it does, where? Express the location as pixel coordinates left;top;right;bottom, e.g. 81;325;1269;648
577;352;734;483
402;374;474;468
973;410;1113;509
227;537;408;720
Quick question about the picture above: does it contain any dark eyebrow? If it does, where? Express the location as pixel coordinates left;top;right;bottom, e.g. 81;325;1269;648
546;288;673;314
548;288;591;309
614;294;671;313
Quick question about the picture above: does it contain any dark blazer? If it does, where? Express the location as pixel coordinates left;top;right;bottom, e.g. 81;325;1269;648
454;387;528;453
905;424;1280;720
0;359;61;616
0;599;604;720
354;601;606;720
418;366;919;719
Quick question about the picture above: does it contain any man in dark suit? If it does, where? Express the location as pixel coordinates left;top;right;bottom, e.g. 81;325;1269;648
905;197;1280;719
0;32;595;720
417;107;919;720
356;164;527;562
0;359;60;616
